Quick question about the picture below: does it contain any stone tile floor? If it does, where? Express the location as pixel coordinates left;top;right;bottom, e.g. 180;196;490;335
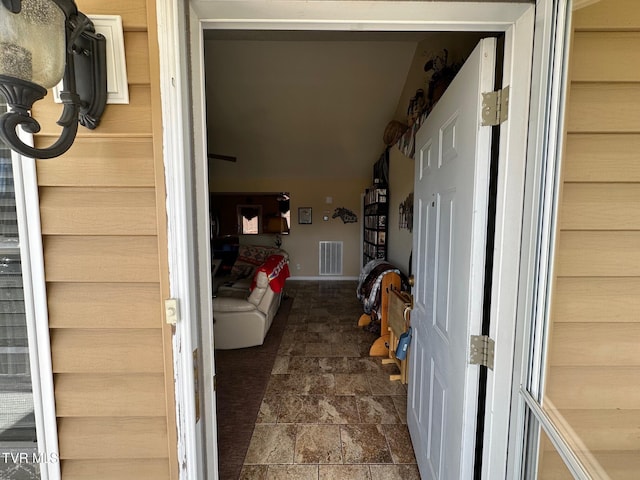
240;280;419;480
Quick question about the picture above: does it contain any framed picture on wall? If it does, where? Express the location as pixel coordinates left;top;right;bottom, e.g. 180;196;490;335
298;207;312;224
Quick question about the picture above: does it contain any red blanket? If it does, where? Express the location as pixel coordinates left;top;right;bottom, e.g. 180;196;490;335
251;254;290;293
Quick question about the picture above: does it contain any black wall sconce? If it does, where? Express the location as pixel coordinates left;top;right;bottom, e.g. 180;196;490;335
0;0;107;159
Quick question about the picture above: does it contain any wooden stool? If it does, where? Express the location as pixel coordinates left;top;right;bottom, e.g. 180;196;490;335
381;287;412;383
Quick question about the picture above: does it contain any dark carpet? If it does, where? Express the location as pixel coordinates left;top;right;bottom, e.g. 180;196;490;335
214;296;293;480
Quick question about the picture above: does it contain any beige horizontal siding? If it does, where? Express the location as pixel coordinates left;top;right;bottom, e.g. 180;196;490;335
571;32;640;82
556;231;640;277
567;83;640;133
78;0;148;30
563;134;640;182
559;183;640;230
39;188;157;235
547;410;640;452
549;323;640;366
61;459;170;480
547;367;640;410
58;417;168;459
51;329;165;374
125;31;151;85
552;277;640;323
47;283;161;329
542;1;640;476
34;85;153;137
541;452;640;480
32;0;177;477
55;373;166;417
573;0;640;30
36;137;155;187
44;236;160;283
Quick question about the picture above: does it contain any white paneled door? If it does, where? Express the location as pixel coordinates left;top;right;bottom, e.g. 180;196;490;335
408;38;496;480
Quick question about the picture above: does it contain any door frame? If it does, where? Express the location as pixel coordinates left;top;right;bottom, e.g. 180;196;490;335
5;125;60;479
155;1;568;478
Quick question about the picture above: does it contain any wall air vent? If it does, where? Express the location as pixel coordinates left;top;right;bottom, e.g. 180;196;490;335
319;241;343;276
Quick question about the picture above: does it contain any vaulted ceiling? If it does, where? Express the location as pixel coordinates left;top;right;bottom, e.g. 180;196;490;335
203;30;483;181
205;31;423;180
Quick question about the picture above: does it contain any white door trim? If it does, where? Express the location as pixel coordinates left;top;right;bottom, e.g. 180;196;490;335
480;7;535;478
191;0;531;31
158;2;556;479
10;140;60;478
508;0;582;478
154;1;201;479
189;4;219;478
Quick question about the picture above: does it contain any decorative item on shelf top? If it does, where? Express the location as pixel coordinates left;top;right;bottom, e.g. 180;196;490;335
406;89;426;127
424;48;462;112
372;148;390;186
0;0;108;159
332;207;357;224
383;120;408;146
397;49;463;160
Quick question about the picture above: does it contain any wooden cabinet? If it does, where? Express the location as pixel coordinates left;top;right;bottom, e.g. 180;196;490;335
363;185;388;266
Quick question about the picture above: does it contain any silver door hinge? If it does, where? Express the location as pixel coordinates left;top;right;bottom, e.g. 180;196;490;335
481;85;509;126
470;335;495;370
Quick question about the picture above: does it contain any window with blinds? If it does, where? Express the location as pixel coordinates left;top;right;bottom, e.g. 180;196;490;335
0;102;40;478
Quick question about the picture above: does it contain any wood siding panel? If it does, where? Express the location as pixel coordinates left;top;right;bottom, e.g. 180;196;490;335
540;453;640;480
55;373;166;417
32;0;176;477
39;188;157;235
51;329;164;374
564;134;640;182
556;231;640;277
573;0;640;30
61;459;170;480
76;0;148;30
552;278;640;323
543;0;640;476
571;32;640;82
36;137;155;187
47;283;161;329
125;31;151;85
547;367;640;410
44;236;159;283
548;410;640;452
567;83;640;133
58;417;168;459
559;183;640;230
34;85;153;137
549;323;640;367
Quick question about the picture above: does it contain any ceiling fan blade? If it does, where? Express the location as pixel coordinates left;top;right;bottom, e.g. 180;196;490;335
208;153;237;162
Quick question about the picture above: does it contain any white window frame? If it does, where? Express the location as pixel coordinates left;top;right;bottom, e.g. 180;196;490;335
8;135;60;479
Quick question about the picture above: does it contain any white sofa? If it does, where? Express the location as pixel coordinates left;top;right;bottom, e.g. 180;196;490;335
213;269;284;349
213;244;288;293
213;251;288;350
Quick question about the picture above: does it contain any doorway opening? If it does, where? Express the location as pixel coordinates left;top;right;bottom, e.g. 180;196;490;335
160;3;538;479
204;29;502;478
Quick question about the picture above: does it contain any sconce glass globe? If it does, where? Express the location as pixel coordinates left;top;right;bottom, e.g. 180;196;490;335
0;0;66;89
